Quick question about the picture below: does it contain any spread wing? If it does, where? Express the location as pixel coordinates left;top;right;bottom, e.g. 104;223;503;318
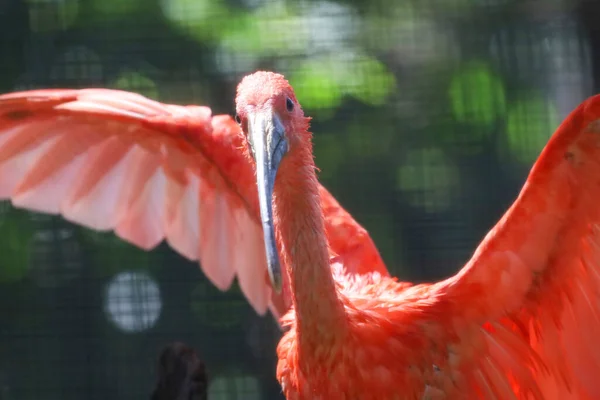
414;95;600;399
0;88;388;320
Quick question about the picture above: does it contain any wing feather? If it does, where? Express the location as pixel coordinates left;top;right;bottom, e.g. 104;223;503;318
231;207;270;314
112;144;161;224
431;95;600;398
196;183;238;291
0;88;388;319
115;162;168;250
62;136;134;230
0;127;62;197
163;171;199;261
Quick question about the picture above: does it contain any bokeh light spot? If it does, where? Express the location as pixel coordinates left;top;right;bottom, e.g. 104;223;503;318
161;0;230;43
291;51;395;112
290;59;343;111
449;61;506;126
220;2;306;57
501;95;559;164
104;271;162;333
346;55;396;106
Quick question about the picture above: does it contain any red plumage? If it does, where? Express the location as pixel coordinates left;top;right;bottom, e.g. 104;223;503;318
0;72;598;398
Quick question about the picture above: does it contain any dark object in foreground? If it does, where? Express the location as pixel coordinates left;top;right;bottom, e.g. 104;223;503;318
151;342;208;400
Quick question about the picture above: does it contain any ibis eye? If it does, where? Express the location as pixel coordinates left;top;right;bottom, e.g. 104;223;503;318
235;114;241;124
286;97;294;112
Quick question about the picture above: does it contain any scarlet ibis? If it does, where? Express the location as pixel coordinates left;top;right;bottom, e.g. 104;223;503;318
0;72;599;398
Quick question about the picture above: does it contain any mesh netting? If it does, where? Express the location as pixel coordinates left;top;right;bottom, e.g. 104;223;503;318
0;0;596;398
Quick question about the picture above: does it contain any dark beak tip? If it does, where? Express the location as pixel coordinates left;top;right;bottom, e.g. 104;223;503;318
268;259;282;294
272;277;282;294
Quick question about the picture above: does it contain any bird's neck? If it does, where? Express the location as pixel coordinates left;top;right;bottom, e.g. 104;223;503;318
274;146;347;340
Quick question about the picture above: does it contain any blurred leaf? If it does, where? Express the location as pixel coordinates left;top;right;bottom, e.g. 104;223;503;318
449;61;506;126
346;56;396;106
396;148;460;213
365;1;417;49
290;60;343;112
501;95;558;164
291;52;395;113
111;70;159;99
0;209;34;283
220;2;307;57
161;0;231;43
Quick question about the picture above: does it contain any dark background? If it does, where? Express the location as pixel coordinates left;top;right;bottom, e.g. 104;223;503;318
0;0;599;398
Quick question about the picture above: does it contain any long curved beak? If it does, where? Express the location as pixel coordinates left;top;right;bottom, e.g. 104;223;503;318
247;108;288;293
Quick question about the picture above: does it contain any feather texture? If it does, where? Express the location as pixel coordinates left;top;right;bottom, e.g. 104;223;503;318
3;84;600;398
0;88;387;319
234;72;600;398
